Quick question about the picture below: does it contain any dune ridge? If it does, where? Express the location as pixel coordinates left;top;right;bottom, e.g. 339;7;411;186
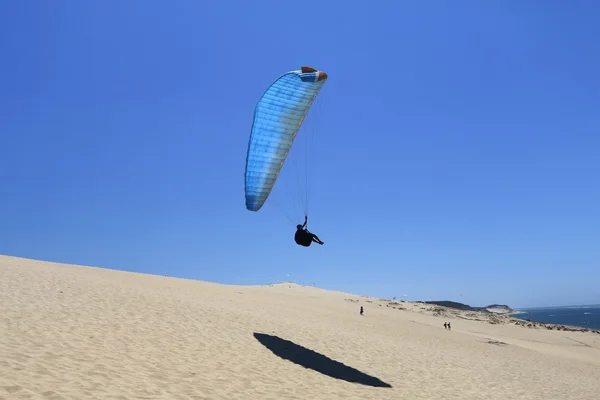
1;254;599;399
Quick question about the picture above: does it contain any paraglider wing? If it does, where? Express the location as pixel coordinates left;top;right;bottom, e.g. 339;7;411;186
244;66;328;212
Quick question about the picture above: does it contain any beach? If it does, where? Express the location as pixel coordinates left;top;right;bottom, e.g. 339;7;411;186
1;254;599;400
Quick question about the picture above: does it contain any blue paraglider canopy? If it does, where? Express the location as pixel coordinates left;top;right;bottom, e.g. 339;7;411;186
244;66;328;212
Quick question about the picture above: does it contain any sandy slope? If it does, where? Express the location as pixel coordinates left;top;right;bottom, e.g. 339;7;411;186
1;255;599;399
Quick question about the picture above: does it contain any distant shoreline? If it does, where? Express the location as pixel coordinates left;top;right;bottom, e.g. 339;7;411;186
420;300;598;332
514;305;600;310
510;306;599;331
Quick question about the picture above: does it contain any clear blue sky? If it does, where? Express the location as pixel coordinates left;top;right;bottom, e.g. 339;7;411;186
1;1;598;308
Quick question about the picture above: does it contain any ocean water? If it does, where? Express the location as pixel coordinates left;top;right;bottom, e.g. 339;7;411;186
515;306;600;330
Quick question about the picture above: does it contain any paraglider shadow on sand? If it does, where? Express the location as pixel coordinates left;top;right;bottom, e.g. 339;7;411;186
253;333;392;388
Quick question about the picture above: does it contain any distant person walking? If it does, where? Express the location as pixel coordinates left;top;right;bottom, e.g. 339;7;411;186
360;306;364;316
444;322;448;330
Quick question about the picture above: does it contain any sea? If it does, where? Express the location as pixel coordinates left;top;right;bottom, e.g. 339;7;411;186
514;305;600;330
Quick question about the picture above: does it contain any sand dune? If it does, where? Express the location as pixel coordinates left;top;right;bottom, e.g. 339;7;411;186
1;255;599;399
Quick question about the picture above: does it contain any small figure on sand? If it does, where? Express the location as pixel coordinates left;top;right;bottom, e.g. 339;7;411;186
444;322;448;329
447;322;451;331
360;306;364;316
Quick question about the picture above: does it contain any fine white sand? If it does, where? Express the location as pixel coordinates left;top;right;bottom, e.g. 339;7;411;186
1;254;599;399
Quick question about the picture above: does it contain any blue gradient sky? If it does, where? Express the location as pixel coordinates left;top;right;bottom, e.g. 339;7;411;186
1;1;598;308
